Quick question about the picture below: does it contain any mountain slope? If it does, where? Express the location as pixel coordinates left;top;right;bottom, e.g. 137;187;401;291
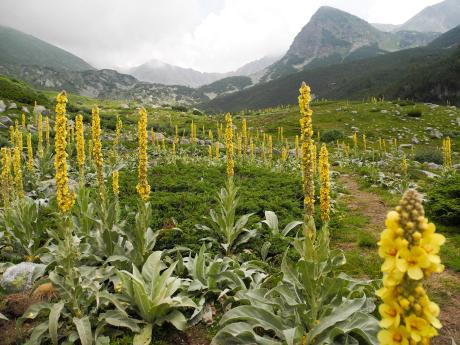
0;65;208;105
127;55;280;87
260;6;437;82
428;25;460;48
0;26;93;71
127;59;224;88
199;44;456;112
398;0;460;33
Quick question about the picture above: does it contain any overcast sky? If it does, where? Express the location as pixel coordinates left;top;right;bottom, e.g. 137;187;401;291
0;0;442;73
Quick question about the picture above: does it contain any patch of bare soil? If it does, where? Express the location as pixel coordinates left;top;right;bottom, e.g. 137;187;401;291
339;174;388;235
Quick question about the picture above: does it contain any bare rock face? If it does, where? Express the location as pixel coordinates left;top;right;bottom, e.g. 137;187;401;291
0;262;46;293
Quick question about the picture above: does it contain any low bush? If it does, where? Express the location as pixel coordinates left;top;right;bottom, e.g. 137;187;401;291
406;108;422;117
414;149;443;164
425;173;460;228
321;129;344;143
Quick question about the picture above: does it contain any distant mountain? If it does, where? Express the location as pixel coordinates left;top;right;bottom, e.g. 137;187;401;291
0;65;208;105
428;25;460;48
371;23;400;32
260;6;438;82
197;76;253;100
0;25;93;71
200;25;460;112
126;55;280;88
398;0;460;33
126;59;224;88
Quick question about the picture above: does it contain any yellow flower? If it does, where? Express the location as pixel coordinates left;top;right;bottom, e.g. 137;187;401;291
136;108;150;200
37;113;44;158
75;114;85;182
91;106;105;197
378;190;444;345
396;247;431;280
224;113;234;179
379;302;402;328
26;132;33;171
405;314;436;342
378;326;409;345
319;144;330;223
54;91;75;213
299;82;314;220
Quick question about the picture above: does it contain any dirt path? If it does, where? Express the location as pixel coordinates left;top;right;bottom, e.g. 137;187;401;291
339;174;388;236
339;174;460;345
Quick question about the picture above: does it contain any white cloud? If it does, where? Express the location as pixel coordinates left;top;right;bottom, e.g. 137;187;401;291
0;0;445;73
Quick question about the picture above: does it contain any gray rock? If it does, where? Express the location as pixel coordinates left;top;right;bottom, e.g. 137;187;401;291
120;104;129;109
21;106;29;114
8;102;17;110
0;262;46;293
0;116;13;126
457;118;460;126
0;100;5;113
400;144;412;149
33;105;46;114
426;162;441;170
427;129;443;139
454;164;460;171
180;138;190;145
419;170;439;179
411;137;419;144
154;132;165;141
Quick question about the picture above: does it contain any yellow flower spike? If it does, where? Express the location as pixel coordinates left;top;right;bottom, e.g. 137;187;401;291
1;148;13;205
241;118;247;153
319;144;330;223
9;126;15;146
75;114;85;183
91;106;105;198
378;190;444;344
136;108;150;201
268;135;273;162
54;91;75;213
16;128;23;156
26;132;33;171
208;144;213;160
22;113;26;129
37;113;43;158
224;113;234;179
299;82;315;220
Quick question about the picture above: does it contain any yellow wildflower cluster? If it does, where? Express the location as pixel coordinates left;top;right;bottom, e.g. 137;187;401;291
54;91;75;213
91;106;105;197
16;127;23;155
136;108;150;201
353;132;358;149
75;114;85;182
377;190;445;345
9;126;14;146
1;148;13;205
268;135;273;162
22;113;26;129
26;133;33;171
298;82;314;219
225;113;234;179
208;144;213;160
319;144;330;223
295;135;299;160
215;141;220;160
442;137;452;169
37;113;43;158
362;133;367;151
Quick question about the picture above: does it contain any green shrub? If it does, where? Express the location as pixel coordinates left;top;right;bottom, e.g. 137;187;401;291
406;108;422;117
414;149;442;164
425;174;460;227
172;105;188;112
0;75;49;106
321;129;344;143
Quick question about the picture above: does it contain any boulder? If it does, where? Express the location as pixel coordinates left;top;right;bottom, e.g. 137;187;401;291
0;262;46;293
411;137;419;144
21;106;29;114
8;102;17;110
427;128;443;139
120;104;129;109
33;105;46;114
0;100;6;113
0;116;13;126
180;138;190;145
457;118;460;127
426;162;441;170
399;144;412;149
